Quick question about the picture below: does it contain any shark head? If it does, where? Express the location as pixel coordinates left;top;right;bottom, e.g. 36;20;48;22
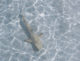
35;41;42;50
31;39;43;51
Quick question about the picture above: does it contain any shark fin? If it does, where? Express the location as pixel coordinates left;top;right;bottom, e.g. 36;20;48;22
39;33;43;37
24;39;32;43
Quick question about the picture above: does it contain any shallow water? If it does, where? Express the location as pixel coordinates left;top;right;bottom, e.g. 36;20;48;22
0;0;80;61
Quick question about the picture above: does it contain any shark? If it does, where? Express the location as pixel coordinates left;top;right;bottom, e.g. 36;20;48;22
19;14;43;51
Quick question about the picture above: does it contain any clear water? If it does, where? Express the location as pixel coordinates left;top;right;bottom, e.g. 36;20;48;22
0;0;80;61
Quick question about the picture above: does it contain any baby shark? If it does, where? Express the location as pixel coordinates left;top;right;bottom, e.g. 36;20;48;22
19;14;43;51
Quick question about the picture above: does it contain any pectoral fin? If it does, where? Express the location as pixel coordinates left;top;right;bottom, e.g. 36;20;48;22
39;33;43;37
24;39;32;43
